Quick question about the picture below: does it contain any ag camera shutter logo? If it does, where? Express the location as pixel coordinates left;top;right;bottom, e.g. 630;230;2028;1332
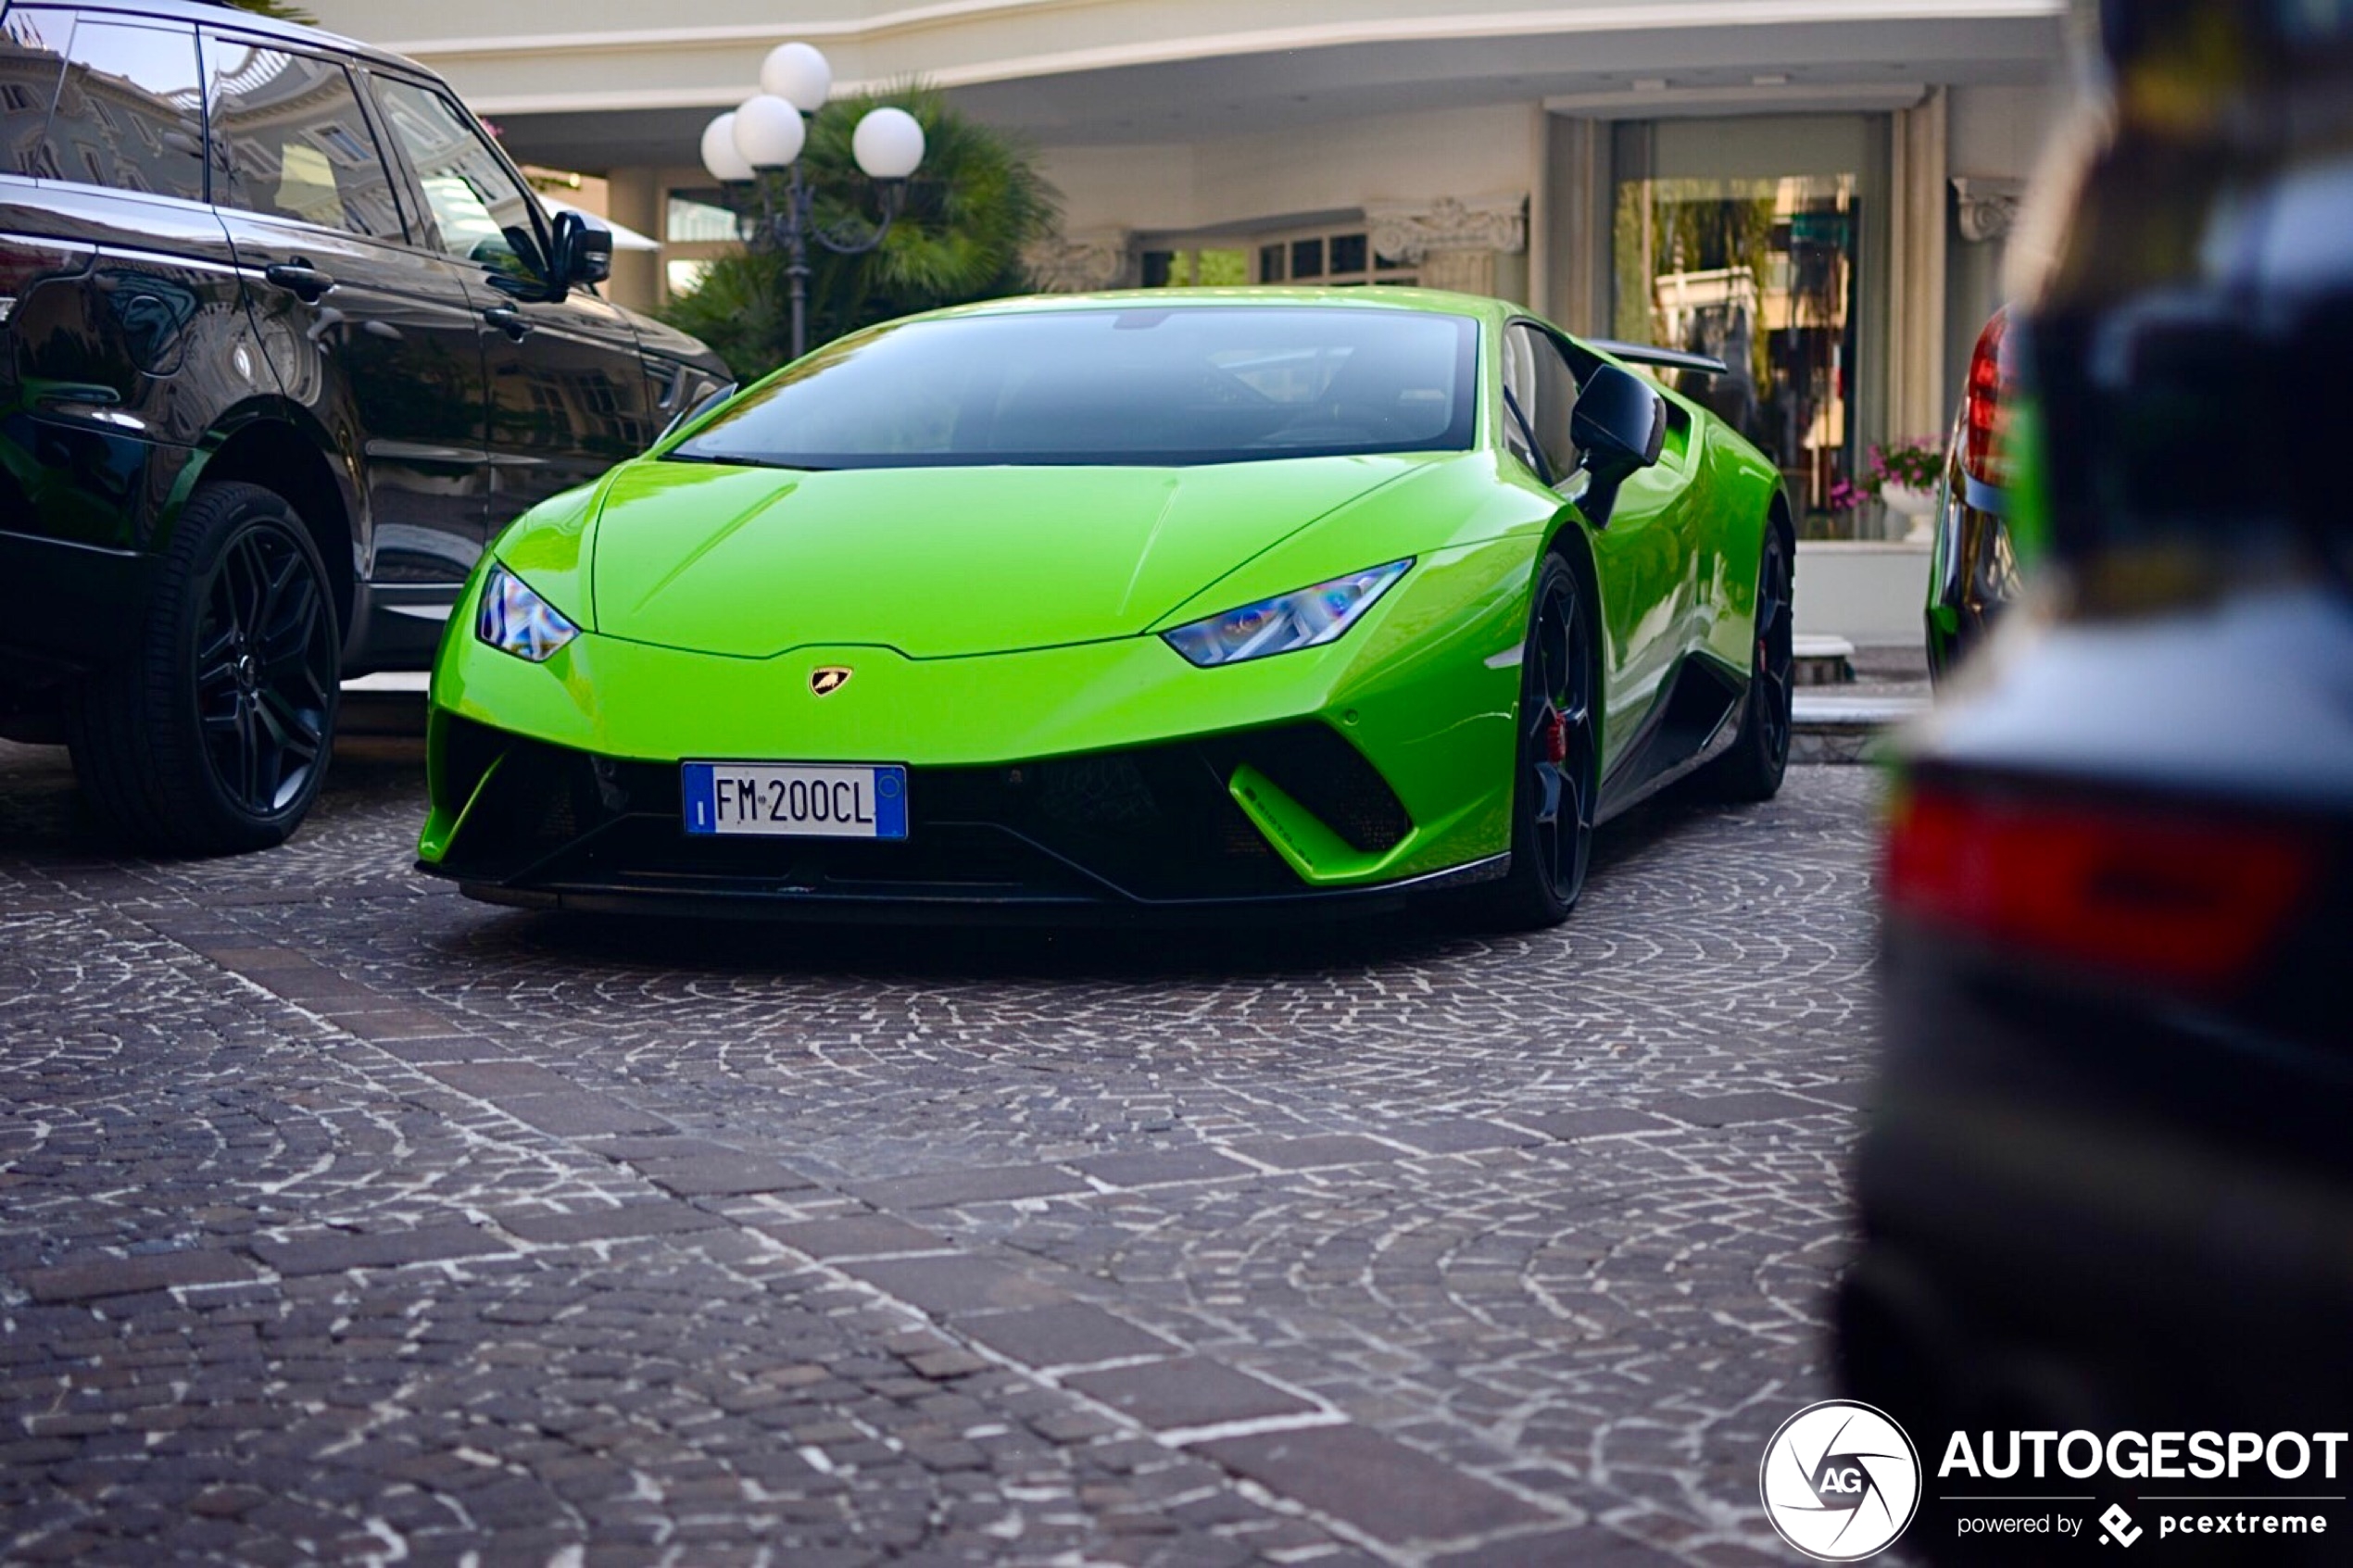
1760;1400;1921;1561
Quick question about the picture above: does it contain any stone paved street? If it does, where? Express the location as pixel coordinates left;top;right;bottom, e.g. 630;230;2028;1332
0;734;1883;1566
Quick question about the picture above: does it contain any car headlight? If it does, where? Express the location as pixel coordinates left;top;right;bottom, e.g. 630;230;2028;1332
475;563;580;662
1163;559;1412;668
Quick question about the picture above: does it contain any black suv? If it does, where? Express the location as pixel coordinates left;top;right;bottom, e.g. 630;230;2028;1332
0;0;728;853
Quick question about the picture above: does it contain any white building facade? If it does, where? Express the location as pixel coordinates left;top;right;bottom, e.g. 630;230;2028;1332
305;0;2070;633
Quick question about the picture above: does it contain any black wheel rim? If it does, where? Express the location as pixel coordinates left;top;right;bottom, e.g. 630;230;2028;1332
1527;572;1596;906
1755;533;1794;767
194;524;334;818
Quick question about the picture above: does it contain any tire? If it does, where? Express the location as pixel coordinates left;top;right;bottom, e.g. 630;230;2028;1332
69;482;340;856
1465;550;1601;931
1690;520;1793;803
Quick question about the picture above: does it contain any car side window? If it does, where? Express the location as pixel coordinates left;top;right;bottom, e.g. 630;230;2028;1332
205;37;404;241
0;7;70;178
34;15;207;202
1498;323;1542;475
367;75;546;284
1507;321;1582;486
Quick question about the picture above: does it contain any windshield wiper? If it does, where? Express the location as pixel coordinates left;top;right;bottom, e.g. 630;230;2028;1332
663;450;836;472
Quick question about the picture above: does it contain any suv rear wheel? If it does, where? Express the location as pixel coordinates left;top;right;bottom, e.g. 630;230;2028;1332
69;482;340;856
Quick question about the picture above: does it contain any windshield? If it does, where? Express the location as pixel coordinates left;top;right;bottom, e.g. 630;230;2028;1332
671;306;1479;470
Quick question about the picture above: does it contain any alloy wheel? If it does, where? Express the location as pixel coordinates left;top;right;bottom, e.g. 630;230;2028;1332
1754;531;1794;767
194;523;336;818
1526;571;1597;906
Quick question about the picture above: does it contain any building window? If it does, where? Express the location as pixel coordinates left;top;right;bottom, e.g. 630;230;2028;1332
661;186;748;305
1139;247;1248;287
1254;225;1415;287
665;193;739;244
1611;116;1889;538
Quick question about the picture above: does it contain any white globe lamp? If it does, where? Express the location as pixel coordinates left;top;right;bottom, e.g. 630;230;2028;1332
761;42;833;114
733;94;806;169
852;107;925;181
717;49;922;363
698;112;754;182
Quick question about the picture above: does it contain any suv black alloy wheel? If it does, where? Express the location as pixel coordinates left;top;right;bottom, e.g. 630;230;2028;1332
194;508;337;821
69;482;339;855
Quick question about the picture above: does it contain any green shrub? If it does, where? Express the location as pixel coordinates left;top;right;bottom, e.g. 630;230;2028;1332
663;85;1062;383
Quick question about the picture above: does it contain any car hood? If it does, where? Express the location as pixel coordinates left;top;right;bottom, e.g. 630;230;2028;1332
584;455;1438;659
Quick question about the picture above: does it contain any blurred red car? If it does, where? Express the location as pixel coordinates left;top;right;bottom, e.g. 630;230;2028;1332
1922;307;2019;682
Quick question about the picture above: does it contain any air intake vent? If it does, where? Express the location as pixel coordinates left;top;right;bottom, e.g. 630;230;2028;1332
1216;723;1412;854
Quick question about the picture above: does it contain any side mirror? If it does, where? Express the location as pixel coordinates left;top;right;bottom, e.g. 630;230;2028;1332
1569;364;1666;527
549;208;614;293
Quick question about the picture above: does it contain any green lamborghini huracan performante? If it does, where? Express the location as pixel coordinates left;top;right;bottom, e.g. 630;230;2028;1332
418;289;1794;927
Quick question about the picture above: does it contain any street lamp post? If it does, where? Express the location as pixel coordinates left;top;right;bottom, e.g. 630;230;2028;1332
699;44;926;361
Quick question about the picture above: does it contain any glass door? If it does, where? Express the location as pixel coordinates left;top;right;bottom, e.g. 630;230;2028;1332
1612;116;1889;535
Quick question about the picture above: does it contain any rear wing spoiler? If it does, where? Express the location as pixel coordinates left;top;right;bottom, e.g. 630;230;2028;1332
1589;339;1730;378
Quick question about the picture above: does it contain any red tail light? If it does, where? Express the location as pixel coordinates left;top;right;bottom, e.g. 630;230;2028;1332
1883;782;2313;992
1960;310;2014;490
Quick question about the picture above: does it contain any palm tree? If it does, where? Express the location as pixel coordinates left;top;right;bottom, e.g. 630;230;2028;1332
664;85;1061;381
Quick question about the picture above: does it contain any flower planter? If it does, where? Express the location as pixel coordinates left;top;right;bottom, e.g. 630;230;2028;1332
1880;482;1937;543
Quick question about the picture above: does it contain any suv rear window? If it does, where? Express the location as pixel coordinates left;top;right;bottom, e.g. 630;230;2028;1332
38;14;207;201
208;39;403;239
0;7;69;177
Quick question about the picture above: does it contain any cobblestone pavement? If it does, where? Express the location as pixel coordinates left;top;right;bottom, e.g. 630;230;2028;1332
0;735;1884;1566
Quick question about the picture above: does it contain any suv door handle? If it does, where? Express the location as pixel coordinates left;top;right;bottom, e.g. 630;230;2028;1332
484;305;533;342
262;261;334;303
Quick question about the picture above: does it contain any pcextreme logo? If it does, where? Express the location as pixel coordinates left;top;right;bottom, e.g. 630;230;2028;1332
1760;1400;1923;1562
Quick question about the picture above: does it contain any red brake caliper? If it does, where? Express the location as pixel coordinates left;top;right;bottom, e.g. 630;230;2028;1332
1541;706;1568;765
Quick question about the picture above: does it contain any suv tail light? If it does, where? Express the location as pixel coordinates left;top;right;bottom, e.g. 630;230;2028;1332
1883;779;2314;992
1960;309;2015;490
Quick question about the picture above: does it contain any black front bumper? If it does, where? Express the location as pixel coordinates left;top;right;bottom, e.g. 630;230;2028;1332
420;715;1491;923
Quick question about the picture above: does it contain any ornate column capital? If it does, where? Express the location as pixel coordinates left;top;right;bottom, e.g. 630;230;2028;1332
1363;195;1527;265
1021;230;1131;293
1951;177;2025;244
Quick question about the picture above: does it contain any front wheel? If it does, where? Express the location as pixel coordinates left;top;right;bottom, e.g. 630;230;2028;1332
1465;552;1600;930
69;482;340;856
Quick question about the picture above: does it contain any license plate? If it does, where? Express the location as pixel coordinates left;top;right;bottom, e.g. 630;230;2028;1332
681;761;907;839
